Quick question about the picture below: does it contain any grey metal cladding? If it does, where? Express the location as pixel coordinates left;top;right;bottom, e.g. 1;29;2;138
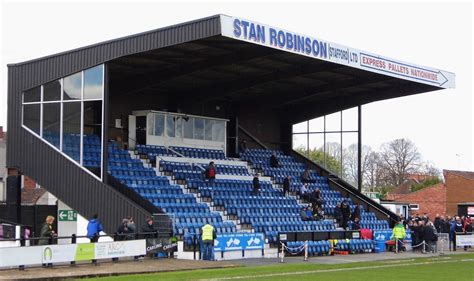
6;15;221;232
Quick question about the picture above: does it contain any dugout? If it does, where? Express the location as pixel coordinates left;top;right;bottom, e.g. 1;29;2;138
6;15;455;232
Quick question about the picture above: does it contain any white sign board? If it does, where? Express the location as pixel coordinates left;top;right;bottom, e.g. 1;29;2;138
220;15;455;89
456;235;474;247
0;240;146;268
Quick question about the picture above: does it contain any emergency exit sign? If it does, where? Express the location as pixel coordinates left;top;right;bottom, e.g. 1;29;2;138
58;210;77;221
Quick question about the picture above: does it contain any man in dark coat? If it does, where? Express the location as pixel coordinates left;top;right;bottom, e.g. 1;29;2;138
423;222;436;253
282;176;290;197
334;203;342;226
340;201;351;230
141;217;157;239
269;152;279;168
252;174;261;196
434;214;442;233
352;203;361;221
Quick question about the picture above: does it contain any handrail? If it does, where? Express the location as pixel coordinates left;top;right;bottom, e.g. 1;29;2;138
0;231;171;243
162;146;206;171
238;125;269;150
290;149;400;225
328;178;398;224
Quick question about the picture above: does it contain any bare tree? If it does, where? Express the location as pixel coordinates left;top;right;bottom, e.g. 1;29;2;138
343;144;373;189
379;138;421;186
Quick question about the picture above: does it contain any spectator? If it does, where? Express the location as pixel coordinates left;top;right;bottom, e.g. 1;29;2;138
340;200;351;230
238;139;248;155
282;176;291;197
141;217;157;239
334;203;342;226
204;162;217;185
463;216;472;251
391;219;406;253
38;215;56;246
450;216;463;251
310;188;322;208
305;207;314;221
127;216;137;239
352;202;361;221
300;207;309;221
313;206;324;221
252;174;261;196
352;217;361;230
201;223;216;261
434;214;442;233
87;214;103;243
416;220;426;252
424;221;437;253
299;183;309;201
270;152;279;168
301;168;311;183
116;218;131;241
440;216;450;234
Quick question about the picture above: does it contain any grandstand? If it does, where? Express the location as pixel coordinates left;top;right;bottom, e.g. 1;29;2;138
5;15;454;260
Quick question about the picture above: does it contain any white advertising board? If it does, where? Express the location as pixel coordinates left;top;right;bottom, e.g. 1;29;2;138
456;235;474;247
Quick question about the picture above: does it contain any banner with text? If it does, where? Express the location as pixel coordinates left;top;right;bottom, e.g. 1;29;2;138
220;15;455;89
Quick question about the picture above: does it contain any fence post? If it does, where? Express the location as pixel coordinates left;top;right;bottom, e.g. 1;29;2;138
280;243;285;263
71;234;77;266
304;241;308;261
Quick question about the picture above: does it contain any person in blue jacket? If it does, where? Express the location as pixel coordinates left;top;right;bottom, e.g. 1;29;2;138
87;214;103;243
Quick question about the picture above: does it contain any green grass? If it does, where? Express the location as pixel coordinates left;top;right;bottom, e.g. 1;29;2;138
84;253;474;281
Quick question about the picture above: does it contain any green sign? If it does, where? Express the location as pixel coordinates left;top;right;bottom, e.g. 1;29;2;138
58;210;77;221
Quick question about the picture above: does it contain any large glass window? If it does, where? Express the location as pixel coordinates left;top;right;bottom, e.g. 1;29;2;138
154;114;164;136
166;115;175;137
205;119;214;141
84;65;103;100
23;87;41;103
63;72;82;101
83;101;102;176
183;117;194;139
42;103;61;148
213;121;225;142
23;104;41;134
194;118;204;140
62;102;81;163
292;106;360;188
22;64;105;180
43;80;61;101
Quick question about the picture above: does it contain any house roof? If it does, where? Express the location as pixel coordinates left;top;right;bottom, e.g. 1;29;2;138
444;170;474;180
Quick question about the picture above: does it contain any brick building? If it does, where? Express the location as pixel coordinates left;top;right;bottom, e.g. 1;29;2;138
387;170;474;218
444;170;474;215
387;183;446;219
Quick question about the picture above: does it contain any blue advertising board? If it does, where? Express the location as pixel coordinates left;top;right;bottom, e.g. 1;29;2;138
214;233;264;252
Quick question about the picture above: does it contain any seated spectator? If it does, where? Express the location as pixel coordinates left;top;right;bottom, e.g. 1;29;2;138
116;218;131;241
270;152;279;168
300;207;309;221
352;218;361;230
306;207;314;221
351;202;361;221
301;168;311;183
310;188;322;207
299;183;309;201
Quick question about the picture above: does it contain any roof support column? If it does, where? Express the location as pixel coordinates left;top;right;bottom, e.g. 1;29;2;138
357;105;362;192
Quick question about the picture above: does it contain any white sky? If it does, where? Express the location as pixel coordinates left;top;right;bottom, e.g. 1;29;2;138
1;0;473;171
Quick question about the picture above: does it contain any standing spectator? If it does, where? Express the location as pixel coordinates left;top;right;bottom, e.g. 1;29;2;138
352;202;361;221
201;223;216;261
282;176;291;197
270;152;279;168
463;216;472;251
417;220;426;252
423;221;437;253
87;214;103;243
340;200;351;230
450;216;463;251
434;214;442;233
252;174;261;196
38;215;56;246
204;162;217;185
334;203;342;226
440;216;450;234
238;139;248;155
301;168;311;183
391;219;406;253
141;217;157;239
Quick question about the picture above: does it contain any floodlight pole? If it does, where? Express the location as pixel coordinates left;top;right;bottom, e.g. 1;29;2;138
357;106;362;192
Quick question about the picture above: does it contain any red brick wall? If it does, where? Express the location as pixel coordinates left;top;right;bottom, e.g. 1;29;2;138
392;183;446;219
445;172;474;215
23;176;37;189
